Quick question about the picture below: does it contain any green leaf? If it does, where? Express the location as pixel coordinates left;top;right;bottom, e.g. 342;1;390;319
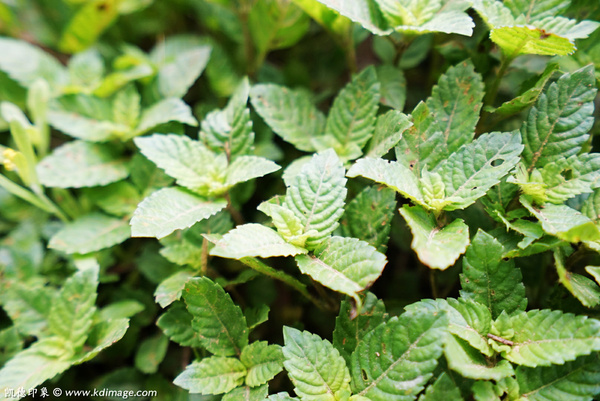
240;341;284;387
490;26;576;56
134;98;198;137
340;186;397;252
347;157;423;206
325;66;380;151
48;213;130;254
377;65;406;111
503;0;570;22
521;65;597;169
59;0;120;53
73;318;129;363
223;385;269;401
366;110;412;158
157;303;202;348
418;373;463;401
292;0;352;38
350;307;448;401
268;392;298;401
134;334;169;375
494;310;600;367
0;38;68;88
112;84;140;127
538;154;600;204
48;266;98;350
224;156;281;187
444;334;514;380
554;252;600;308
399;205;470;270
201;77;254;158
130;187;226;239
516;353;600;401
249;0;310;54
282;326;351;401
258;200;313;247
250;83;325;152
333;293;387;365
285;149;347;249
313;0;391;35
154;270;195;308
438;131;523;211
1;280;55;337
99;300;144;320
37;140;129;188
244;305;270;331
460;229;527;318
149;36;212;98
174;356;246;395
210;223;308;259
295;236;387;304
586;266;600;286
85;181;140;217
521;197;600;243
396;60;485;173
183;277;249;356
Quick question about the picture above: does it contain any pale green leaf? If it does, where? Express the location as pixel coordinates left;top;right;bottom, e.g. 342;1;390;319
313;0;391;35
0;327;23;366
258;200;309;246
135;334;169;375
325;66;380;151
504;0;570;22
68;49;105;91
37;140;129;188
85;181;140;217
250;83;325;152
268;393;297;401
582;189;600;222
224;156;280;187
282;326;351;401
460;230;527;318
157;303;202;348
210;223;308;259
366;110;412;158
292;0;352;38
555;252;600;308
586;266;600;286
183;277;249;356
351;307;448;401
112;84;140;127
347;157;423;206
0;280;55;337
249;0;310;54
72;317;129;364
59;0;119;53
418;373;463;401
46;108;128;142
154;270;195;308
399;205;469;270
48;213;130;254
496;310;600;367
99;300;144;320
240;341;284;387
377;65;406;111
333;293;387;365
516;353;600;401
445;334;514;380
48;266;98;350
521;65;597;169
174;356;246;395
223;385;268;401
134;98;198;137
296;236;387;303
285;149;347;249
539;154;600;204
130;187;226;239
490;26;576;56
340;186;397;252
521;197;600;243
438;131;523;211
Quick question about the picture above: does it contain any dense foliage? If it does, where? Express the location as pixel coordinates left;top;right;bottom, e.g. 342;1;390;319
1;0;600;400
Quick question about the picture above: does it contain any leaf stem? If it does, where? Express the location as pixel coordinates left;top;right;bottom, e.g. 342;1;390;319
0;174;68;221
477;53;516;134
487;333;514;346
239;256;329;310
225;192;245;226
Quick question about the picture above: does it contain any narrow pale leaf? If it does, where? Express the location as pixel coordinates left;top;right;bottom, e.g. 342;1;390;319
134;98;198;136
154;270;195;308
224;156;280;187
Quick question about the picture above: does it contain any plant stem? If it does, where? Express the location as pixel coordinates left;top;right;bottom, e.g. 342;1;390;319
225;192;244;226
477;54;515;134
487;333;514;346
239;256;329;310
0;174;67;221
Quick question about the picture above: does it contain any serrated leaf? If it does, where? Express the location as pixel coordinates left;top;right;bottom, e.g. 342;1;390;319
223;385;269;401
400;205;469;270
48;266;98;350
333;293;387;365
586;266;600;286
157;302;202;348
438;131;523;211
490;26;575;56
183;277;248;356
496;310;600;367
240;341;284;387
521;65;597;169
282;326;351;401
72;317;129;364
521;197;600;243
250;83;325;152
460;229;527;318
516;353;600;401
85;181;140;216
366;110;412;158
285;149;347;249
325;66;380;151
201;78;254;158
503;0;570;22
210;223;308;259
48;213;130;254
154;270;195;308
350;307;448;401
396;60;484;173
445;334;514;380
131;187;226;239
258;201;310;246
224;156;280;187
150;36;211;98
340;186;397;252
539;154;600;204
554;251;600;308
134;98;198;137
377;65;406;111
418;373;463;401
249;0;310;54
295;236;387;304
347;157;423;206
112;84;140;127
1;280;55;337
37;140;128;188
174;356;246;395
59;0;119;53
134;334;169;374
